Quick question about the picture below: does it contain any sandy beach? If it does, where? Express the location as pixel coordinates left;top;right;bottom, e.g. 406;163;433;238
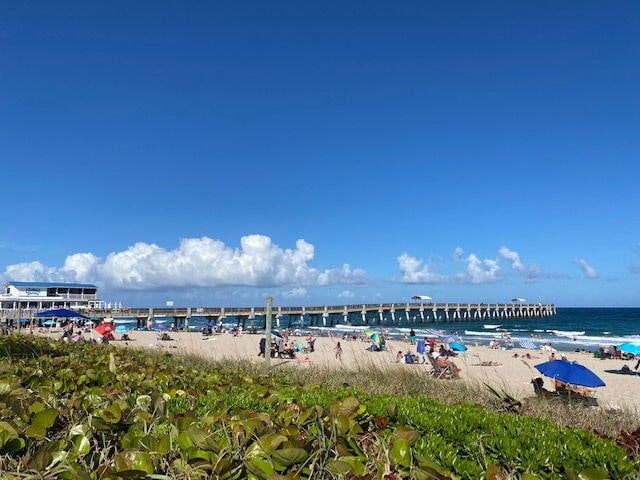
66;328;640;413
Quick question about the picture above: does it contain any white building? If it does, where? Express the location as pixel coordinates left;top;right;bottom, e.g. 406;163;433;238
0;281;100;310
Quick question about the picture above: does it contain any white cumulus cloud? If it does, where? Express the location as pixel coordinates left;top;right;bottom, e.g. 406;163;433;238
459;254;501;284
397;253;443;283
574;258;598;278
338;289;355;299
282;287;307;298
2;235;367;291
498;247;524;272
453;247;464;261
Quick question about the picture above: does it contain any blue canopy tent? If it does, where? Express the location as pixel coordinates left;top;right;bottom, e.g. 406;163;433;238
35;308;90;320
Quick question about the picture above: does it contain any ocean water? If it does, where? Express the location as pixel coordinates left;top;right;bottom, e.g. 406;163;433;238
113;307;640;353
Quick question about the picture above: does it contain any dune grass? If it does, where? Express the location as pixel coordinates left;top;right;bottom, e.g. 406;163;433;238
179;351;640;438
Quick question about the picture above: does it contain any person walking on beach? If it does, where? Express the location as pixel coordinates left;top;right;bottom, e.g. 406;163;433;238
334;342;343;361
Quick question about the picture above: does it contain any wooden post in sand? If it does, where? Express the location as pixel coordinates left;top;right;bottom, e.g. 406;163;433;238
265;297;273;366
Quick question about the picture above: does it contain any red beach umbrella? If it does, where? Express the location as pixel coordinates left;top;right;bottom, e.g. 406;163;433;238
95;322;114;338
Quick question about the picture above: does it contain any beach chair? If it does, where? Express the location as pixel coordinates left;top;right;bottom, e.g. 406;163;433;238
427;355;454;379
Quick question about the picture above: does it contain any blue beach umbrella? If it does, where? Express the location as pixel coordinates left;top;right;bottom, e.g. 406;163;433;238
449;341;466;352
534;360;605;388
618;343;640;355
115;325;130;333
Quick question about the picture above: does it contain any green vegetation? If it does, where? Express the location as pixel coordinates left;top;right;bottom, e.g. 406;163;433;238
0;335;639;479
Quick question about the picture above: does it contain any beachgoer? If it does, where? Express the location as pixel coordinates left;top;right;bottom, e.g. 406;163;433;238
549;352;556;361
416;338;426;363
396;350;404;363
306;334;316;352
334;342;343;361
409;329;416;344
436;355;461;378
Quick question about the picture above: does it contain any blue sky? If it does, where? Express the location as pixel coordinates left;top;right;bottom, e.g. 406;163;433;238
1;1;639;307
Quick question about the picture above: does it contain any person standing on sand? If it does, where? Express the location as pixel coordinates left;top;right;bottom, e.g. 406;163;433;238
334;342;343;361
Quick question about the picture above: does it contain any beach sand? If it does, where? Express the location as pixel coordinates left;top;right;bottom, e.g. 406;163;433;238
42;329;640;412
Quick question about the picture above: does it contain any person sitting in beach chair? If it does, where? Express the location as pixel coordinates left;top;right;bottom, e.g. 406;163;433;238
427;354;455;379
436;355;461;378
531;377;556;398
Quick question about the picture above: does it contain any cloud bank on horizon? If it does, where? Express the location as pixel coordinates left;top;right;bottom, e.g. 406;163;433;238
2;235;367;291
0;233;606;302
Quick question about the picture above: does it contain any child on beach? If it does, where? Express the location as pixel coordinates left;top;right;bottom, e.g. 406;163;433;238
334;342;343;361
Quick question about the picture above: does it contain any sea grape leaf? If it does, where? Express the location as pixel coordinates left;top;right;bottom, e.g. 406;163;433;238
148;434;171;455
26;424;46;440
271;447;308;466
70;434;91;455
109;353;117;374
245;457;275;478
32;408;58;429
338;456;367;476
187;426;220;451
390;438;411;468
0;382;11;396
114;449;154;475
324;460;353;476
335;414;350;434
336;397;360;416
393;426;420;445
102;402;122;424
578;468;611;480
258;433;288;454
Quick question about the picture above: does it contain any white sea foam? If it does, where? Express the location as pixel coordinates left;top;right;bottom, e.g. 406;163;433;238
548;329;585;338
465;330;500;337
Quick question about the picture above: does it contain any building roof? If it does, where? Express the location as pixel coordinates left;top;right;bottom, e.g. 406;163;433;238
5;281;97;289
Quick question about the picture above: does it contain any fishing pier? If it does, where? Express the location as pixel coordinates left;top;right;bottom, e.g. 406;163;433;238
81;302;555;330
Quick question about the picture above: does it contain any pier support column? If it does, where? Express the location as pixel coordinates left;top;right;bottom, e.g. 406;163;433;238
146;308;154;330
